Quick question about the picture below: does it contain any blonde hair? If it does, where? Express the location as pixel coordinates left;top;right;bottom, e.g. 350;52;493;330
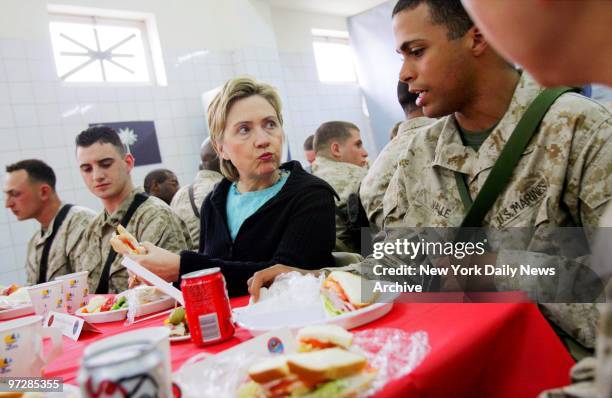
207;76;284;181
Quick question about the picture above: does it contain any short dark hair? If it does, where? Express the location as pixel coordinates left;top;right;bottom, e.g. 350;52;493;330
75;126;127;155
392;0;473;40
313;121;359;154
397;81;419;115
303;135;314;151
6;159;56;190
143;169;173;194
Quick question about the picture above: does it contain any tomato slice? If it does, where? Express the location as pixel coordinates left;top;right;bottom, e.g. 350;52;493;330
120;237;137;252
323;279;350;303
300;339;336;349
99;297;114;312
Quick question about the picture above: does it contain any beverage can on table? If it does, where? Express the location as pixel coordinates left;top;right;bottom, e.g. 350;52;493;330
78;340;169;398
180;267;235;346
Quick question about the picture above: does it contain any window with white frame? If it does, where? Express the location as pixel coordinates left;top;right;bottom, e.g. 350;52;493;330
312;29;357;83
48;8;163;85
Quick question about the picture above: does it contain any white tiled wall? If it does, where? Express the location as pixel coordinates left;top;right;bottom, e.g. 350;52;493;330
278;51;375;161
0;39;234;285
0;39;371;284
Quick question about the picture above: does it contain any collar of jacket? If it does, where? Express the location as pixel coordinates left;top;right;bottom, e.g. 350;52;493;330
99;187;144;232
209;160;339;222
432;72;543;183
35;202;67;245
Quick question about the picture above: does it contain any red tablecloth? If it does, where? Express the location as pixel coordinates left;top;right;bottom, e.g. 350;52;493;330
44;297;574;398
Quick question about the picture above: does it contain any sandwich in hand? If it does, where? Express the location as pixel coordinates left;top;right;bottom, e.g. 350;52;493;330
237;348;375;398
110;225;146;255
297;324;353;352
320;271;379;317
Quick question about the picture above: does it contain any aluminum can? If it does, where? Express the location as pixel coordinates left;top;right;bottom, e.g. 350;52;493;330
78;341;170;398
180;268;234;346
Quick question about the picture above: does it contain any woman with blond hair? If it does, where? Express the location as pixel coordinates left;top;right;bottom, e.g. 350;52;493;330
129;77;337;296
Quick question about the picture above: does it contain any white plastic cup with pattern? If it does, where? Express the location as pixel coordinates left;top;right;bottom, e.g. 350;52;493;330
0;315;63;376
55;271;89;313
27;280;66;318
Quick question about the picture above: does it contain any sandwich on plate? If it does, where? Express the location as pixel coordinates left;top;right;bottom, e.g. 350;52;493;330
237;348;375;398
124;285;167;305
320;271;379;317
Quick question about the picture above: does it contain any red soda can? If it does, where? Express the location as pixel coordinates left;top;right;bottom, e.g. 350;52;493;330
180;268;235;346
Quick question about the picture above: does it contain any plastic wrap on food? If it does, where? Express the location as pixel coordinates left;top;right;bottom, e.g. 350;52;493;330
124;288;139;325
174;350;262;398
248;271;325;312
173;327;430;398
0;287;31;309
352;328;431;395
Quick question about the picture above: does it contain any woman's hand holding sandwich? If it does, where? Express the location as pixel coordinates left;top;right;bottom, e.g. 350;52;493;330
127;242;181;283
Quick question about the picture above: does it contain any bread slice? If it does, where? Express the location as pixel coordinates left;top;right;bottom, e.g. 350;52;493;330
297;324;353;349
287;348;366;384
248;355;290;383
328;271;379;307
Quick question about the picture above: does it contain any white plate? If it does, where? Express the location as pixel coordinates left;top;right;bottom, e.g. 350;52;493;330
233;301;394;336
0;303;34;320
75;307;128;323
132;296;176;317
115;288;176;317
169;333;191;343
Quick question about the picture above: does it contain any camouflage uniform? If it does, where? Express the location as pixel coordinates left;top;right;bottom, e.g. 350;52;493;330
76;187;192;293
341;73;612;355
25;204;95;284
539;204;612;397
170;170;223;251
359;116;436;231
312;156;367;252
597;303;612;397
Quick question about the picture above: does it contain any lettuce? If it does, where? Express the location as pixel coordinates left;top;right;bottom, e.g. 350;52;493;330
321;294;344;317
236;381;264;398
302;379;346;398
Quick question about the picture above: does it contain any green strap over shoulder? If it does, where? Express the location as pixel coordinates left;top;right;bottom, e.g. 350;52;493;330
455;172;472;212
457;86;577;228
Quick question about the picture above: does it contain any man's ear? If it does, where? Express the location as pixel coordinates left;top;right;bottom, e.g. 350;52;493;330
39;184;52;201
150;181;160;195
125;153;135;173
330;142;341;158
467;26;488;57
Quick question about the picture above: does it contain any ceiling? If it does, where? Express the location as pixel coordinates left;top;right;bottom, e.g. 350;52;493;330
262;0;390;17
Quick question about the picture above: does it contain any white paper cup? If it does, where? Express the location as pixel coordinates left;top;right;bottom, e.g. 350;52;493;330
0;315;63;376
83;327;171;396
55;271;89;313
27;280;65;318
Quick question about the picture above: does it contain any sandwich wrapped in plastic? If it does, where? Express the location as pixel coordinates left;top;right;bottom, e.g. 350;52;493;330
173;325;430;398
236;272;327;328
249;271;324;310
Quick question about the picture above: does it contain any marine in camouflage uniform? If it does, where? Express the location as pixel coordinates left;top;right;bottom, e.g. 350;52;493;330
541;204;610;398
77;187;192;293
26;204;95;284
312;156;367;253
339;73;612;358
359;116;436;232
170;170;223;251
597;302;612;398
